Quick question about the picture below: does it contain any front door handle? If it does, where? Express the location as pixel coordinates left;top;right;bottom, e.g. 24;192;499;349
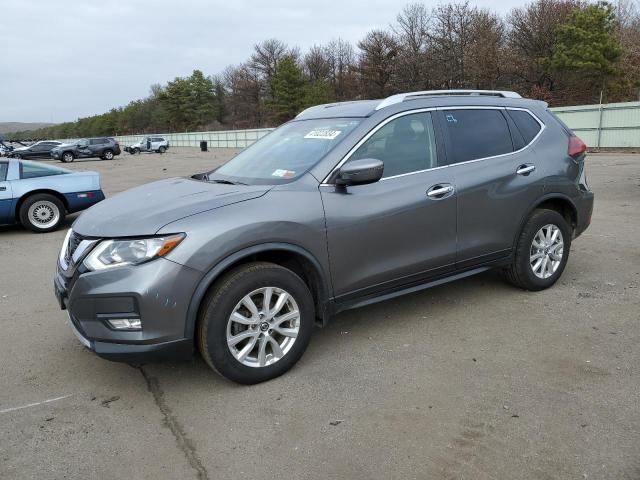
0;186;6;191
516;164;536;175
426;184;454;199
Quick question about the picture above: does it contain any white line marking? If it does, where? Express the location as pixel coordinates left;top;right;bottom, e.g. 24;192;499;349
0;394;73;415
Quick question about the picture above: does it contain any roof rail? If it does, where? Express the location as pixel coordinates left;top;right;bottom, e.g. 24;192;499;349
375;90;522;110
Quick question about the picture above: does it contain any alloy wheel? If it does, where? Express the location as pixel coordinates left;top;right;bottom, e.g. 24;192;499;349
28;200;60;229
530;224;564;279
226;287;300;368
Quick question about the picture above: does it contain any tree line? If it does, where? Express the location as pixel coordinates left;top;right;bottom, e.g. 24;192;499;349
9;0;640;141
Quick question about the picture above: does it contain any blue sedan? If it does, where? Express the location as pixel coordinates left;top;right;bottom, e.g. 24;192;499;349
0;159;105;232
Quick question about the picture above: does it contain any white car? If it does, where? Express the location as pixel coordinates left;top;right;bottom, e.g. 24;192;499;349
125;136;169;154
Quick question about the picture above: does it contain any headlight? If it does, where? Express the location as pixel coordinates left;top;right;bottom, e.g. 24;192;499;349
83;234;185;271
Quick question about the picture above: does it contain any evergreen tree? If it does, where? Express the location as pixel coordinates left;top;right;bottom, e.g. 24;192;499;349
266;56;308;124
552;2;622;90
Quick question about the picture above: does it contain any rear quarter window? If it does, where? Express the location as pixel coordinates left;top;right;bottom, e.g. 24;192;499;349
0;162;7;181
507;110;542;145
20;161;70;179
443;109;514;164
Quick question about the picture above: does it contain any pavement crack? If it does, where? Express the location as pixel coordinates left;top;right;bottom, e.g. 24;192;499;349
138;366;209;480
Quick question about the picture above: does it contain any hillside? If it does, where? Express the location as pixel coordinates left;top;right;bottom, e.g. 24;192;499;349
0;122;56;135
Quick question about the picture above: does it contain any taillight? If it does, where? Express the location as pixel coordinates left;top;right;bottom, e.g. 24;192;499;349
568;135;587;158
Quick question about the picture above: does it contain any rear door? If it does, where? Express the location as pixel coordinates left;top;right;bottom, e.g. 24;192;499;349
438;107;545;268
321;110;457;301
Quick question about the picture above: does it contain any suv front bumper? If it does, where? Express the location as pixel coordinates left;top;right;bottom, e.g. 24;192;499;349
55;252;202;363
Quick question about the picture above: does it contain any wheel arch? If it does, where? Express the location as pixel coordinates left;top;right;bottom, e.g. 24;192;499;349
514;193;578;249
15;189;69;217
185;243;332;341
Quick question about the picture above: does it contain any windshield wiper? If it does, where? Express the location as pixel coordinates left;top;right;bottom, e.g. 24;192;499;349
209;178;247;186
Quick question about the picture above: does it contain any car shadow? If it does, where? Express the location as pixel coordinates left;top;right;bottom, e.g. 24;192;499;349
139;268;514;388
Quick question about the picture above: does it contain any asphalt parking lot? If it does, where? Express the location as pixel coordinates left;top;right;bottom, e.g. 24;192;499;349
1;149;639;479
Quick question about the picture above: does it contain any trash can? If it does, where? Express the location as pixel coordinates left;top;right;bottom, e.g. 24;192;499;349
200;141;207;152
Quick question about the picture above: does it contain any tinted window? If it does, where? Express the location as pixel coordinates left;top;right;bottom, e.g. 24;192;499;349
508;110;542;145
20;160;71;179
444;109;513;164
0;162;7;181
350;112;438;178
90;138;103;145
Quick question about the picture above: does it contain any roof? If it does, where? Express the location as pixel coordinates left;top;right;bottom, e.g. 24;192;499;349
295;90;542;120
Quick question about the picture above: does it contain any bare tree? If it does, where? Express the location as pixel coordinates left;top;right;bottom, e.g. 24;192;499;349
250;38;289;82
392;3;431;90
358;30;399;97
506;0;582;98
223;63;265;128
428;1;477;88
466;10;506;89
325;38;359;100
303;45;332;83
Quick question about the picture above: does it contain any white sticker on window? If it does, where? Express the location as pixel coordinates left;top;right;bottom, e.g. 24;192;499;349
272;169;296;178
304;129;341;140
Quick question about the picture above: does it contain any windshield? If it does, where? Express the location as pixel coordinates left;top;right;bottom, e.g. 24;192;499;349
211;118;361;185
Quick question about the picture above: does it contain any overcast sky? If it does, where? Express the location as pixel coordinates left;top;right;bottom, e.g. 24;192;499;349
1;0;525;123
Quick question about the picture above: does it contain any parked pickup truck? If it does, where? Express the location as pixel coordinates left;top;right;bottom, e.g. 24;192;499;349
125;136;169;154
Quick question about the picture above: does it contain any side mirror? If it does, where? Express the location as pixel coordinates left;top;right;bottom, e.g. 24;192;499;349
335;158;384;186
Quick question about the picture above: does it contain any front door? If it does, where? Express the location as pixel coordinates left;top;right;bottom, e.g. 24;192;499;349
321;111;457;301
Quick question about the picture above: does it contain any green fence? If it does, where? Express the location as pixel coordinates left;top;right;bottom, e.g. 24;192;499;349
550;101;640;148
56;101;640;150
113;128;274;149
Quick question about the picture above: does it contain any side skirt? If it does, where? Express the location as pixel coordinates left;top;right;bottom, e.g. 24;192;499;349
328;255;512;317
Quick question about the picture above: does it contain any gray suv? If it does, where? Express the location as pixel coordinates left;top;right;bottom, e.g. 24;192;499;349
51;137;121;163
54;90;594;384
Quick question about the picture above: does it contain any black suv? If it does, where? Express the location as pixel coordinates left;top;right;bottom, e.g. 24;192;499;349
9;141;62;159
51;137;121;163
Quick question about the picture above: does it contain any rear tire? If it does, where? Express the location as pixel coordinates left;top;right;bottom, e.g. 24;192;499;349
197;262;314;384
61;151;74;163
504;209;572;291
158;146;166;154
102;149;114;160
19;193;65;233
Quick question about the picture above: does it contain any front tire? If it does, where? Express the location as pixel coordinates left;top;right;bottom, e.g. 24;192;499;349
61;151;74;163
19;193;65;233
197;262;314;384
504;209;572;291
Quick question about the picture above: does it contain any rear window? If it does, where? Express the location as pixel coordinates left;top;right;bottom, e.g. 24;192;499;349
507;110;542;145
20;160;71;179
443;109;513;164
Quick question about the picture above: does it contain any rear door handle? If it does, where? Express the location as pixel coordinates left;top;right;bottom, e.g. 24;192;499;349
0;187;6;191
516;164;536;175
426;184;454;199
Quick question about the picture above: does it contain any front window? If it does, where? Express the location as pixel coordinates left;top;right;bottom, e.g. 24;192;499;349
20;160;71;179
211;118;361;185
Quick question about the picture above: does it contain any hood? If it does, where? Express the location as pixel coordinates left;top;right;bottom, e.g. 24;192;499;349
72;177;270;237
13;146;29;152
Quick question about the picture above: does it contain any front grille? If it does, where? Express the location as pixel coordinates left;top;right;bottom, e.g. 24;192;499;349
65;231;85;265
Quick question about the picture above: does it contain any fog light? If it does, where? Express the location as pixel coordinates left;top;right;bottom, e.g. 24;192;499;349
107;318;142;330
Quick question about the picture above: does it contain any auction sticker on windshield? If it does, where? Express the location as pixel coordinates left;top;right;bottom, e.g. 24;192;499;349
272;169;296;178
304;129;341;140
